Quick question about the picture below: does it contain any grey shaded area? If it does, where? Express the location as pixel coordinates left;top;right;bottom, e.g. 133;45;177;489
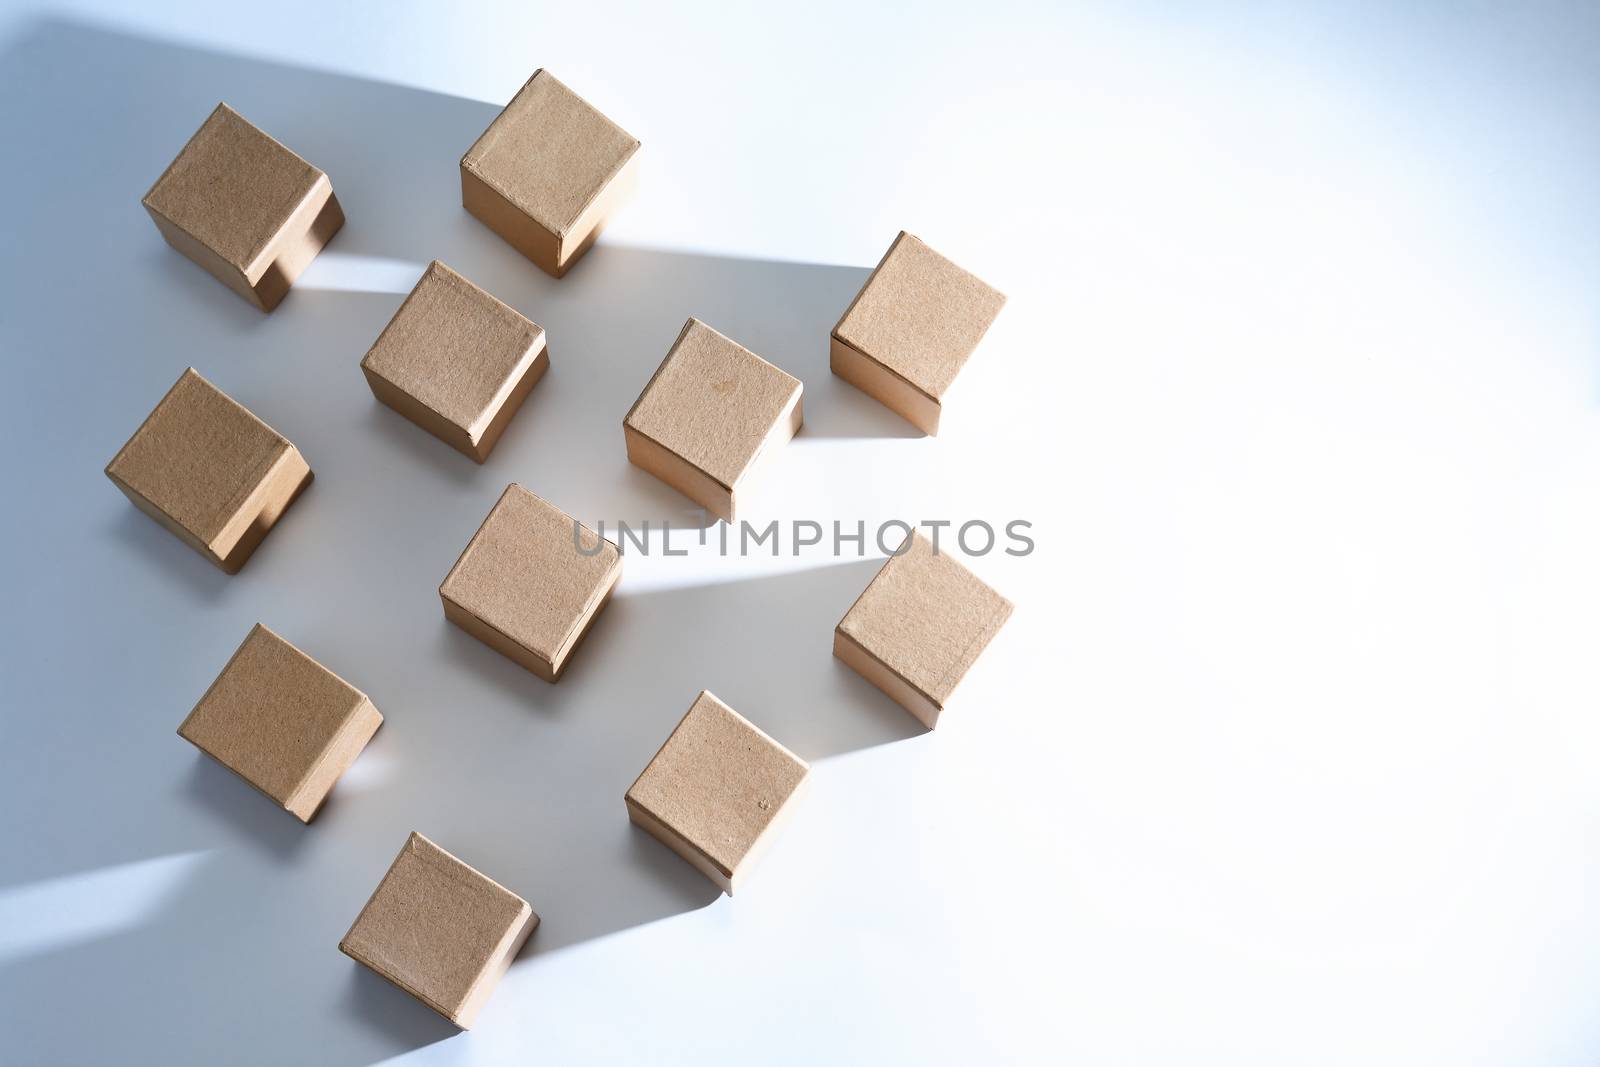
0;19;916;1065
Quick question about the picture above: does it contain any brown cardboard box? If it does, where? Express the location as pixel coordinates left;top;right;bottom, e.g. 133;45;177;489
624;318;803;523
361;261;549;462
178;623;381;822
440;484;621;681
625;690;809;895
831;232;1006;435
143;103;343;311
105;368;311;573
461;70;639;278
340;832;537;1029
834;532;1013;729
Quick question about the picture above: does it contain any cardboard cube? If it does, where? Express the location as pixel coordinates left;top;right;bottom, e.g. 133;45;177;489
834;532;1013;729
831;232;1006;435
105;368;311;573
626;690;809;895
340;832;538;1029
461;70;639;278
440;484;621;681
361;261;549;463
142;103;344;311
178;624;381;822
624;318;802;523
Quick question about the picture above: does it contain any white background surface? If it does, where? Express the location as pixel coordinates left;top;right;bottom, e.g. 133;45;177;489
1;2;1598;1064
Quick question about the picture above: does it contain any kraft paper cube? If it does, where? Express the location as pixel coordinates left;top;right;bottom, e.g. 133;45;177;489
461;69;640;278
626;691;809;895
105;368;311;573
831;232;1006;435
835;532;1013;729
143;103;344;311
340;832;538;1029
440;484;621;681
624;318;802;523
361;261;549;462
178;624;381;822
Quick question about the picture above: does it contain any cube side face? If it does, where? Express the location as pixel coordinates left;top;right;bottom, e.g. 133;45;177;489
556;148;640;275
623;423;734;523
547;561;622;680
285;697;383;822
624;319;802;504
461;70;638;277
833;628;942;729
438;485;621;680
625;795;734;894
105;465;223;565
213;445;313;574
364;365;477;460
830;334;941;436
143;203;260;306
340;833;531;1028
470;344;549;462
833;232;1006;406
178;625;368;813
726;387;804;518
106;369;301;569
252;183;344;311
625;692;809;894
836;534;1013;714
452;906;539;1028
461;165;562;275
362;263;547;460
143;103;327;301
441;592;557;682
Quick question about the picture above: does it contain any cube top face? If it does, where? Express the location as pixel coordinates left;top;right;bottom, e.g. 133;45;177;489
143;103;326;283
837;533;1013;710
105;368;295;552
178;624;370;811
462;70;639;241
833;232;1006;401
341;832;533;1027
361;261;545;438
626;691;809;884
440;484;620;671
625;318;803;492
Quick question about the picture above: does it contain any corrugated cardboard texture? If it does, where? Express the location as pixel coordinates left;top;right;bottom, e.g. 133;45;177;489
625;691;809;894
461;70;639;277
143;103;342;310
831;232;1006;431
105;367;311;573
835;532;1013;728
439;484;621;680
623;318;802;521
177;623;381;822
340;832;537;1029
361;261;548;462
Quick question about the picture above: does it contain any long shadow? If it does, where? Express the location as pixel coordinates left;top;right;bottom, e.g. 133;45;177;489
425;559;922;957
0;560;915;1065
0;19;923;1066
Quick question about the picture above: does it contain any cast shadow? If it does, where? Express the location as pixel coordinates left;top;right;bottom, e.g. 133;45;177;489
181;756;315;865
0;838;466;1066
0;17;904;467
0;18;922;1065
554;559;924;760
340;966;459;1053
106;508;234;604
423;559;920;959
